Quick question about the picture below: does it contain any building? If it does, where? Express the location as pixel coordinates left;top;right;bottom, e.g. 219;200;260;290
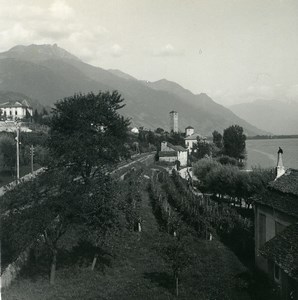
185;126;194;137
169;111;178;133
184;132;206;151
254;151;298;299
0;100;33;121
159;141;187;167
131;127;139;134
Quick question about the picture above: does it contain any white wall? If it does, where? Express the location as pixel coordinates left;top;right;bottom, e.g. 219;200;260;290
178;151;187;166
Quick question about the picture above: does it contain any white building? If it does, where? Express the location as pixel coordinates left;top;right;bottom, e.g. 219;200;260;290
184;133;206;151
131;127;139;134
0;100;33;121
185;126;194;137
159;141;188;166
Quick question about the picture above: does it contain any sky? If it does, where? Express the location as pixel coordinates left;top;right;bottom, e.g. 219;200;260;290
0;0;298;106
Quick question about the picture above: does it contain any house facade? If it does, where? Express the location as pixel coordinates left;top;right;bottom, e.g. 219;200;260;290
184;132;206;151
254;156;298;299
185;126;194;137
0;100;33;121
159;141;187;167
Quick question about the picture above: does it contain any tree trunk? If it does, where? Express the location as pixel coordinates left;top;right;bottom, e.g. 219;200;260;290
50;249;57;285
176;276;179;297
91;253;98;271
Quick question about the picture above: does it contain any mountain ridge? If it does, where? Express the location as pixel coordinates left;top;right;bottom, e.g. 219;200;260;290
0;44;267;136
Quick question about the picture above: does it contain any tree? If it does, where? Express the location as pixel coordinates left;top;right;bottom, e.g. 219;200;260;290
0;135;16;174
155;127;165;134
223;125;246;160
162;235;192;297
191;140;214;159
212;130;223;149
193;158;221;192
48;91;130;181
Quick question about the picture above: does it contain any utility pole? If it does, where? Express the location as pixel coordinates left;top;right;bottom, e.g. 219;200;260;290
15;125;20;183
30;145;34;174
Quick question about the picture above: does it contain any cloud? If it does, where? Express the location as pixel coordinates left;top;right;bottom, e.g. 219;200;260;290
110;44;124;57
0;1;109;61
153;44;183;57
286;84;298;100
49;0;74;20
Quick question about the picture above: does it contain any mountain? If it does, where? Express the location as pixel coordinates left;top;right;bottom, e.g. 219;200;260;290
229;100;298;135
108;69;138;81
0;44;266;136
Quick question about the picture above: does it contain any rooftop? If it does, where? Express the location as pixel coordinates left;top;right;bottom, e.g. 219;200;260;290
166;142;187;152
0;100;32;108
254;168;298;217
259;223;298;281
254;189;298;218
269;168;298;197
184;133;206;140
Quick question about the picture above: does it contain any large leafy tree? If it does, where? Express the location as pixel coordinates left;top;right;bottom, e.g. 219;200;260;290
48;91;130;180
223;125;246;160
212;130;223;149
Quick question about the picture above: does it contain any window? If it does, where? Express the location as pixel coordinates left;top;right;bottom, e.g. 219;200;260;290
274;263;280;282
275;221;285;235
15;111;17;115
259;213;266;247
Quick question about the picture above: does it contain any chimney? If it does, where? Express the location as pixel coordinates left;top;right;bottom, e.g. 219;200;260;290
275;147;285;180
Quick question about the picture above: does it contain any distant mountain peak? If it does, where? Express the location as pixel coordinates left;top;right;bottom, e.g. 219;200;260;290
1;44;80;62
108;69;137;81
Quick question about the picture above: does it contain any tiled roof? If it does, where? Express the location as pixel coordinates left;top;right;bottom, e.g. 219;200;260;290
259;223;298;281
184;133;205;140
254;190;298;218
185;126;194;129
166;142;187;152
0;100;31;108
269;169;298;197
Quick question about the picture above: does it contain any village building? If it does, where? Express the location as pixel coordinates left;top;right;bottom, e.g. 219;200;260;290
254;150;298;299
0;100;33;121
185;126;194;137
159;141;187;167
184;131;206;151
131;127;139;134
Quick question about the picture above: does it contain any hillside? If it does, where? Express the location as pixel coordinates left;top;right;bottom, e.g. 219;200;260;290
0;91;46;111
0;44;266;136
229;100;298;135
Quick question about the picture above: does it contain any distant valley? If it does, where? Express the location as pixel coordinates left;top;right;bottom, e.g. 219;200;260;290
0;44;267;136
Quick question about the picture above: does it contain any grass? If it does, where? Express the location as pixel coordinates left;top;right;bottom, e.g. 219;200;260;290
2;166;252;300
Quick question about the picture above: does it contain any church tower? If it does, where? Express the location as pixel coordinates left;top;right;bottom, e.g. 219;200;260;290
169;111;178;133
276;147;285;180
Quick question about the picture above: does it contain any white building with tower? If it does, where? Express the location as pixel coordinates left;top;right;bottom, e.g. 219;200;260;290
169;111;178;133
184;126;206;151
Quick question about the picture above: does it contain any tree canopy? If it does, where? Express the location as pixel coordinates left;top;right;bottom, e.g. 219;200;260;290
223;125;246;159
48;91;130;180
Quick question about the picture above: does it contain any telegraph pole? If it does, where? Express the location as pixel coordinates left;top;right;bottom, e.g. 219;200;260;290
16;126;20;183
30;145;34;174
